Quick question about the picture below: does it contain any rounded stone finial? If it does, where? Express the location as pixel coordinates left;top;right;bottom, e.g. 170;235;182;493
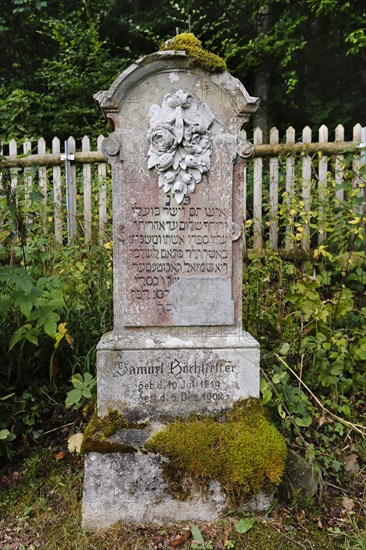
237;135;255;160
102;134;121;157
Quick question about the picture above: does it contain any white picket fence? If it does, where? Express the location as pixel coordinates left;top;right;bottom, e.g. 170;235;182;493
1;124;365;251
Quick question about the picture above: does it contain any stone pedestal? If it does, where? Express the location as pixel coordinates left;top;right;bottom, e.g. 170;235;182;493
82;46;272;529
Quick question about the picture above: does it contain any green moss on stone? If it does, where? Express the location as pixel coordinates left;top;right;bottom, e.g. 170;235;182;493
80;410;146;454
145;398;287;504
161;33;227;72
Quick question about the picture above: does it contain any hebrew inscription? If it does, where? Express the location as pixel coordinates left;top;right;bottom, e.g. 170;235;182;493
123;202;234;326
147;89;214;204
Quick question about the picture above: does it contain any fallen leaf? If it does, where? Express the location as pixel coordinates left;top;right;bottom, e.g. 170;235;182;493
342;497;355;512
235;517;257;534
317;416;331;427
317;517;323;528
82;403;92;417
296;509;305;521
68;432;83;453
343;453;359;474
53;451;65;460
170;530;191;547
65;332;74;350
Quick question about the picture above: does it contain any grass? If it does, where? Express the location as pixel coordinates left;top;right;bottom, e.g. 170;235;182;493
1;446;365;549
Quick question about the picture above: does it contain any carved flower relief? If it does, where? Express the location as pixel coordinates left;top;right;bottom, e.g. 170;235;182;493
147;89;214;204
182;125;210;155
147;125;177;157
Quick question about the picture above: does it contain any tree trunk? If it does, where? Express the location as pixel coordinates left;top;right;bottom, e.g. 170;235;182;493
252;3;273;141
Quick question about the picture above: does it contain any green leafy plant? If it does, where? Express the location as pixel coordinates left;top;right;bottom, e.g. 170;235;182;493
235;515;258;534
0;267;66;349
0;428;16;459
190;525;213;550
65;373;96;408
0;165;112;460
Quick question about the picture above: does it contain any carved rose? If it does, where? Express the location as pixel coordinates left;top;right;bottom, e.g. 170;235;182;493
182;125;210;155
147;125;177;155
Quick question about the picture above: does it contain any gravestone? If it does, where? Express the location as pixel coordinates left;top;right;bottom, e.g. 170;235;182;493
83;46;263;529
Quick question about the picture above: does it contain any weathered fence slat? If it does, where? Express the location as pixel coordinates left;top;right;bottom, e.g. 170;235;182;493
269;127;279;249
82;135;92;243
38;137;47;230
301;126;312;251
352;124;363;213
23;139;32;220
38;138;47;203
97;135;107;244
318;125;328;245
9;139;17;189
66;136;77;242
335;124;344;202
253;127;263;251
285;126;295;250
52;137;62;243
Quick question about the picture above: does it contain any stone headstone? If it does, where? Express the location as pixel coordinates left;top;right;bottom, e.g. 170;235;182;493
82;47;262;529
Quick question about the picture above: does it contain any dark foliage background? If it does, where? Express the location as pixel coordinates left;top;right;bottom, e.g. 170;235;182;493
0;0;365;142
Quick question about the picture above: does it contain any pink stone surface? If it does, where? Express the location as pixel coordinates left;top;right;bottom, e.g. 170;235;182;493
107;70;245;328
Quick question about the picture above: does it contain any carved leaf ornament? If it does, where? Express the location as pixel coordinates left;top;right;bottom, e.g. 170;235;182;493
147;89;215;204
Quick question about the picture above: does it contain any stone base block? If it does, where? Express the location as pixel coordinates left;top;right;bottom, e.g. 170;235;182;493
82;451;271;529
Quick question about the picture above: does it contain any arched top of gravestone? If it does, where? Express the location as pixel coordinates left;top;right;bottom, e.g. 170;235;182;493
94;50;258;126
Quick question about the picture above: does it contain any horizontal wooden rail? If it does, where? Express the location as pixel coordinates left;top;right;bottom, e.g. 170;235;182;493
1;142;361;168
254;140;358;157
0;151;105;168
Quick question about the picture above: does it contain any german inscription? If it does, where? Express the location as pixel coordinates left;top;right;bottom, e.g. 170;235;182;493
97;348;259;420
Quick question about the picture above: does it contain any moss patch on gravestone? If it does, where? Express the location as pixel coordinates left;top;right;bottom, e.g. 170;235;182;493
81;410;147;454
161;33;227;72
145;399;287;504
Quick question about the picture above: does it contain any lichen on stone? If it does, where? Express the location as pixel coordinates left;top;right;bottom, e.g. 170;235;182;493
145;398;287;504
81;410;146;454
161;33;227;72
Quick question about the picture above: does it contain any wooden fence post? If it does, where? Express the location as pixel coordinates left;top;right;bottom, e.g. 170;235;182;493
318;125;328;245
253;127;263;251
65;136;77;242
285;126;295;250
352;124;363;214
97;135;107;244
52;137;62;243
82;135;92;244
335;124;344;202
301;126;312;251
23;139;32;224
38;137;47;230
9;139;17;190
269;127;279;249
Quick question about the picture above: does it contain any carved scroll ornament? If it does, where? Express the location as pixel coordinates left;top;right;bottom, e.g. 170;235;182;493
147;89;215;204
